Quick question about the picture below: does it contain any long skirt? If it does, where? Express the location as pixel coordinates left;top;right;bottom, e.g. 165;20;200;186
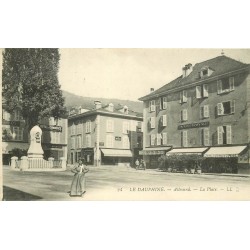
70;173;86;196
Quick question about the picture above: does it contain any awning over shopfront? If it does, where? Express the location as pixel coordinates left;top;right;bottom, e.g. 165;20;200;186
101;149;132;157
204;146;247;158
139;147;171;156
166;147;208;155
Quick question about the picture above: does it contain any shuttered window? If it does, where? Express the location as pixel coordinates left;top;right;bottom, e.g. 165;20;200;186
150;134;156;146
162;132;167;145
181;131;188;147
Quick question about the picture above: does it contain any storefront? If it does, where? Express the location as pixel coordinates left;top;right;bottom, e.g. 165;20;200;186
100;148;132;166
42;143;67;160
82;148;94;165
139;147;171;168
204;145;249;174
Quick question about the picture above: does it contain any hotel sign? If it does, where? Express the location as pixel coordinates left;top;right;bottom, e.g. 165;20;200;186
178;121;209;130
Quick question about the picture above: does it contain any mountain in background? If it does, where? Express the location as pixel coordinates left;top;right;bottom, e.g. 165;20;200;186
62;90;143;113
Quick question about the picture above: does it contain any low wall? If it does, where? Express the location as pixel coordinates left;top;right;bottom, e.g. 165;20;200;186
11;156;67;172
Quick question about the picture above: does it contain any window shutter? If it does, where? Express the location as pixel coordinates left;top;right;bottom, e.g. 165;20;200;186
150;117;155;128
183;109;188;121
196;86;202;98
230;100;235;114
162;115;167;126
203;84;208;97
217;126;223;145
200;106;204;119
183;131;188;147
217;103;223;116
180;110;183;121
179;92;183;103
204;128;210;146
162;132;167;145
183;90;187;102
229;77;235;91
150;100;155;112
163;97;167;109
200;129;204;145
204;105;209;118
226;125;232;144
157;134;162;145
151;134;155;146
217;80;222;94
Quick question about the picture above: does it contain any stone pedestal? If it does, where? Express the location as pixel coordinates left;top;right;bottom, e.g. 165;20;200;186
27;125;44;158
20;156;29;171
11;156;18;170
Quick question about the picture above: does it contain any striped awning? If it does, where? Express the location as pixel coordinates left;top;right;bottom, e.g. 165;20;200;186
166;147;208;155
139;147;171;155
101;149;132;157
204;146;247;158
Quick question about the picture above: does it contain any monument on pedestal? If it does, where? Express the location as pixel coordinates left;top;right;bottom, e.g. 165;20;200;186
27;125;44;158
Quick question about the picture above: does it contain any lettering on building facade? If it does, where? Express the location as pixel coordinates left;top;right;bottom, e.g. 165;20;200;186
178;121;209;130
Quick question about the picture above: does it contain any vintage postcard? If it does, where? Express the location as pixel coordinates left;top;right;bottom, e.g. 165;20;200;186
1;48;250;201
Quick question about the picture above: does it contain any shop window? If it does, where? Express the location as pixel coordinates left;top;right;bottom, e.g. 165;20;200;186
200;128;210;146
181;130;188;147
217;100;235;116
217;125;232;145
217;77;234;94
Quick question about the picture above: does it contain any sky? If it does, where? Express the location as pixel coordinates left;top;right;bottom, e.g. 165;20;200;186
58;49;250;101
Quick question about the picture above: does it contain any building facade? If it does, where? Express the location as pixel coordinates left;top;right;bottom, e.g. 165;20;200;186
139;55;250;174
2;106;68;164
68;102;143;166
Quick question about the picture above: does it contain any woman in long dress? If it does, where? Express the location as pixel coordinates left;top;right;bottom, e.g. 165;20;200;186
69;159;89;197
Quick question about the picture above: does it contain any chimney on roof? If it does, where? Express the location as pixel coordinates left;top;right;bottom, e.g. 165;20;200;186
150;88;154;93
94;100;102;110
182;63;193;78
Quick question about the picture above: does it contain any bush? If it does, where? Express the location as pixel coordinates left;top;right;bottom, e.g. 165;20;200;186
11;148;28;159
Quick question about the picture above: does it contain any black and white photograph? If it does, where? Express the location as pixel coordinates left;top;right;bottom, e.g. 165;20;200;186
1;48;250;201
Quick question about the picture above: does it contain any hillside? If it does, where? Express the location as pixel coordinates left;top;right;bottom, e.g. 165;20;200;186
62;90;143;113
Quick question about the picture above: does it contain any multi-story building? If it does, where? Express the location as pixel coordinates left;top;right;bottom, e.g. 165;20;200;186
2;104;68;164
139;55;250;174
68;101;143;166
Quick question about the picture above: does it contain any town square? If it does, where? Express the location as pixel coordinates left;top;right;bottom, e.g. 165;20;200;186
1;48;250;200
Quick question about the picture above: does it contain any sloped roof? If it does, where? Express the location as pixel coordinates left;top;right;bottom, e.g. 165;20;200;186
139;55;249;101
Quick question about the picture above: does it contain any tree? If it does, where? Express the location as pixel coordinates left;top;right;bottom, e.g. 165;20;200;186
2;48;66;130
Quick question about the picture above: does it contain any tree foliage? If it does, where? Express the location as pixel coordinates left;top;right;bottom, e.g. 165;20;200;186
2;48;66;129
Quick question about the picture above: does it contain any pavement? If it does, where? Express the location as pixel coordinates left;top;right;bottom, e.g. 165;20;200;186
2;164;250;201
